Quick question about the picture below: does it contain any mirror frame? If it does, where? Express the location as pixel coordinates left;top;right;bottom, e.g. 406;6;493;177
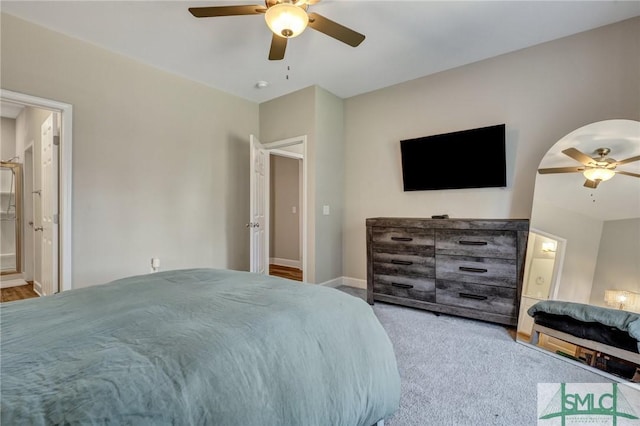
1;161;22;276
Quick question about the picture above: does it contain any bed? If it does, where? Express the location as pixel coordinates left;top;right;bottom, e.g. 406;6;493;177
527;300;640;378
1;268;401;425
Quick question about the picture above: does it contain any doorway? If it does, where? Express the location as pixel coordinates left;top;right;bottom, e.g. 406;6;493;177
268;151;303;281
249;135;307;282
516;229;566;339
0;89;73;294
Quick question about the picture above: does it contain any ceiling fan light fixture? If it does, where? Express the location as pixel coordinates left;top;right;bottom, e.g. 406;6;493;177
583;167;615;182
265;2;309;38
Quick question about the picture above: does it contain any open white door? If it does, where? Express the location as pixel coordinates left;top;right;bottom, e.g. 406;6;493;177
41;113;59;295
249;135;269;274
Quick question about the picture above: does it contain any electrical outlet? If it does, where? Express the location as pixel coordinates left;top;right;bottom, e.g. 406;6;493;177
151;257;160;273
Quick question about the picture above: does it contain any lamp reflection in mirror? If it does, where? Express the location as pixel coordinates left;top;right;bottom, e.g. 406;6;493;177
541;241;557;253
604;289;638;311
583;167;615;183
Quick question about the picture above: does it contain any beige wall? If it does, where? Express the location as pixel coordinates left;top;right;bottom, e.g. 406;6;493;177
343;17;640;281
1;117;16;160
1;13;259;287
2;13;638;288
269;155;300;263
260;87;317;281
314;87;344;283
260;86;345;283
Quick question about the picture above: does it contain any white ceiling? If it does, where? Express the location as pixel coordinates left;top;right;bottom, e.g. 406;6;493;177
2;1;639;103
535;120;640;222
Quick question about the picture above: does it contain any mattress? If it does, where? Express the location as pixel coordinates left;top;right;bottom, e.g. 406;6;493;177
1;268;401;425
528;300;640;352
531;312;639;353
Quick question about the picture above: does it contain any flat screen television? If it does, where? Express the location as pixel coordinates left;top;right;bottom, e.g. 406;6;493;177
400;124;506;191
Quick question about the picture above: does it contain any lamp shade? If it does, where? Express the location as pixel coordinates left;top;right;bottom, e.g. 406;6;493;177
265;3;309;38
583;167;615;182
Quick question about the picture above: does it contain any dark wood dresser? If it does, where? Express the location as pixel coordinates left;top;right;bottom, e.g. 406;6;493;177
366;217;529;326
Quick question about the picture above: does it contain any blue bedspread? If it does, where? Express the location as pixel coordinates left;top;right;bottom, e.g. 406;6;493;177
1;268;400;425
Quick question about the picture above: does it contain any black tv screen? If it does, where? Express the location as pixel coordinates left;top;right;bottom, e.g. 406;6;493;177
400;124;506;191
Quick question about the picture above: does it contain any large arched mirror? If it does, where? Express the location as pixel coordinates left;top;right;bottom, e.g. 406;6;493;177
516;119;640;380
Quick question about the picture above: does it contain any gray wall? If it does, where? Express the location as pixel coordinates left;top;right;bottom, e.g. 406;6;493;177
269;155;300;264
530;200;602;304
1;13;259;287
342;17;640;282
590;218;640;309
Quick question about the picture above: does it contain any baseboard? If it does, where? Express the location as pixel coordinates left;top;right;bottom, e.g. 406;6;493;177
342;276;366;289
319;277;343;288
269;258;301;269
318;276;367;289
33;280;43;295
0;277;28;289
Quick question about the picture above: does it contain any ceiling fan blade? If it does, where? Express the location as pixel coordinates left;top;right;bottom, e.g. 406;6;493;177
614;155;640;166
583;179;599;189
307;12;365;47
616;170;640;178
562;147;595;166
189;5;265;18
537;166;584;174
269;34;287;61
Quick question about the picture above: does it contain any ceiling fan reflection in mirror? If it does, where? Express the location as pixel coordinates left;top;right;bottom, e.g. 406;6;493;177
188;0;365;61
538;147;640;188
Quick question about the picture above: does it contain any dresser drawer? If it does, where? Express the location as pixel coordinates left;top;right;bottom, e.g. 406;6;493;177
436;230;516;259
435;254;516;288
373;252;435;277
373;274;435;302
372;227;434;246
435;280;517;316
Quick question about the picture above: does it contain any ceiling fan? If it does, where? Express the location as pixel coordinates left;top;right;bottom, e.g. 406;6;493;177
188;0;365;61
538;147;640;188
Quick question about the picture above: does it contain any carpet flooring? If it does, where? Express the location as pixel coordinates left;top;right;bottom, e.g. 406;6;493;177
334;285;613;425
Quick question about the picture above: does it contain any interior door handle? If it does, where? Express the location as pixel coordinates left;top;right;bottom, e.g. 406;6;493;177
34;226;43;231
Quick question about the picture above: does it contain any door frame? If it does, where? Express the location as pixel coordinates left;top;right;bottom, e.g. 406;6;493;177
23;143;35;283
526;228;567;300
262;136;308;281
1;89;73;291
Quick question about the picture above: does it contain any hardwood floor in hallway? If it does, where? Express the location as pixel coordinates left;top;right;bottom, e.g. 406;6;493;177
269;264;303;282
1;282;39;303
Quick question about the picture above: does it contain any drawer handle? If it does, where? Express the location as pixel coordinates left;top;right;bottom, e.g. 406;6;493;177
391;237;413;242
459;266;488;273
391;282;414;289
459;240;488;246
391;260;413;266
459;292;488;301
